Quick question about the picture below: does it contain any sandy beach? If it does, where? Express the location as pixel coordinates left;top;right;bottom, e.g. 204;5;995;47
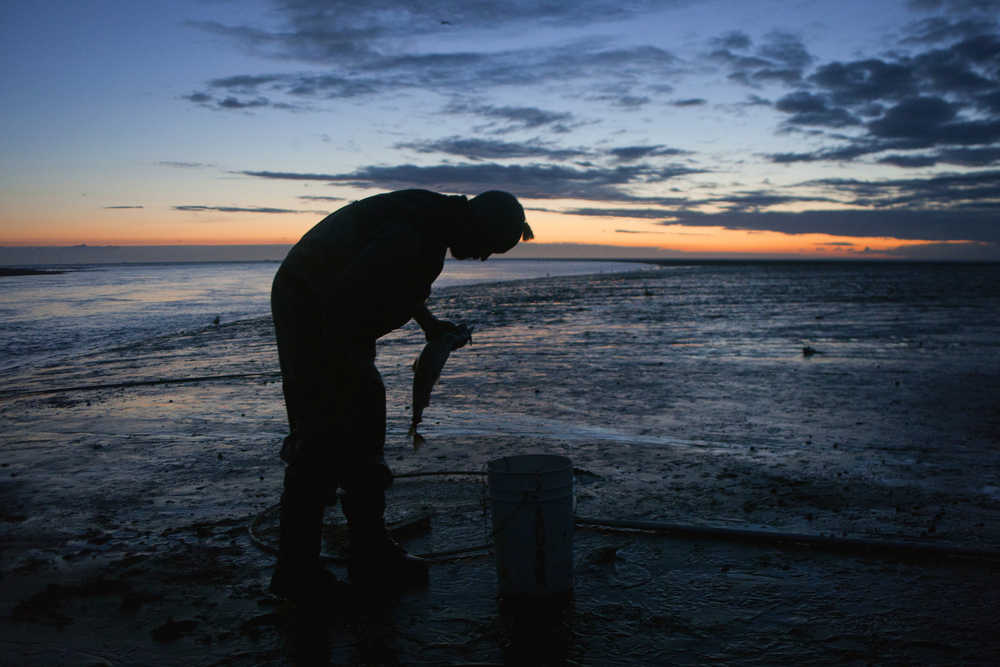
2;264;999;665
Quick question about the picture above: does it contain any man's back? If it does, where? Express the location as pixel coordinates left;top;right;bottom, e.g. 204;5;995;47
279;189;470;339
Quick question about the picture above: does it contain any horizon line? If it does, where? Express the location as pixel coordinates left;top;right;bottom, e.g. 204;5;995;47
1;242;996;266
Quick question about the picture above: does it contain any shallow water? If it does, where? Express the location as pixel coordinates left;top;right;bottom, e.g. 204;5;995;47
6;261;997;531
0;258;644;373
2;261;999;664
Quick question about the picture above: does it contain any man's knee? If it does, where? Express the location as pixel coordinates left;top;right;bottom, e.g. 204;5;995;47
340;458;393;494
280;434;339;503
280;433;391;496
282;460;330;504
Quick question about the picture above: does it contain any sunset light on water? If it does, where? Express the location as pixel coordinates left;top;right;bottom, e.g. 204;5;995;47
2;1;999;663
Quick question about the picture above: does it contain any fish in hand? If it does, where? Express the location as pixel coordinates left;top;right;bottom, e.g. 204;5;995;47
409;323;473;447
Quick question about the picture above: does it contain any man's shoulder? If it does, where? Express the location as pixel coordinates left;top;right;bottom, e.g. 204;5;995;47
350;190;468;233
368;189;466;209
294;189;463;250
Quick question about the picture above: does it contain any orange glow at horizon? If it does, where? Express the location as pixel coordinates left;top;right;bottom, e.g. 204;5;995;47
519;209;955;257
0;204;973;257
0;209;318;246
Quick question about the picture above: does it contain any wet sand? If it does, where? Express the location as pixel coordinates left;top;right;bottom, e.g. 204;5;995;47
2;267;999;664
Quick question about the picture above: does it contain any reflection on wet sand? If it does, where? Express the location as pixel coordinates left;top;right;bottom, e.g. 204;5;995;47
2;263;999;663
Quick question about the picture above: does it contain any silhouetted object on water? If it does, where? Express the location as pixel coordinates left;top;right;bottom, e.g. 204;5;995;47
0;267;65;277
269;189;533;606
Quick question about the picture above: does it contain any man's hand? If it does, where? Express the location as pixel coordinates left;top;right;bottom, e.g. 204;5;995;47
426;318;463;341
413;303;455;341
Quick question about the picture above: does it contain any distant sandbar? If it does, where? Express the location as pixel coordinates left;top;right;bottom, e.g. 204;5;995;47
0;267;66;277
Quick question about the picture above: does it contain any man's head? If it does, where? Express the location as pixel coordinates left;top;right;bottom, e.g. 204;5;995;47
450;191;533;260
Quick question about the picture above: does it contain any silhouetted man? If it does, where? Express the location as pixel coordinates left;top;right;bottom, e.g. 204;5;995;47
269;189;533;604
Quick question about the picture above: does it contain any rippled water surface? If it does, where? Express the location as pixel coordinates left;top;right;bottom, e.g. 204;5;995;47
2;260;999;664
0;259;644;373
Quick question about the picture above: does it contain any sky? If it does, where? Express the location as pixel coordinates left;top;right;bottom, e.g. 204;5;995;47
2;0;999;260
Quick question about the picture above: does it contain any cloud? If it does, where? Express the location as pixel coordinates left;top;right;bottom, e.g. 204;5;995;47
808;60;917;106
208;74;286;92
671;98;707;107
767;29;1000;166
444;101;578;133
668;208;999;243
190;42;682;109
185;0;998;185
751;68;804;85
881;240;999;260
208;72;379;99
757;31;814;70
504;241;694;259
738;94;772;108
805;169;1000;209
608;145;691;162
907;0;1000;15
713;30;752;51
179;0;998;249
544;171;998;243
714;191;839;212
533;197;999;253
173;205;316;214
614;228;667;234
241;161;704;200
218;96;270;110
239;171;340;181
774;91;861;128
563;206;685;218
158;161;210;169
774;91;829;115
914;48;996;96
396;137;589;161
104;205;144;209
903;15;998;43
190;1;675;64
184;91;310;112
608;95;652;109
186;3;690;116
868;96;959;139
769;141;908;164
711;31;813;88
878;146;1000;166
559;190;837;216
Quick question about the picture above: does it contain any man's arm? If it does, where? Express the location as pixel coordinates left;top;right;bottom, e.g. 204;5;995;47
412;303;439;337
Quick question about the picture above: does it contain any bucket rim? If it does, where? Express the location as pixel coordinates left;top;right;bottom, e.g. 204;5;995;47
487;454;573;475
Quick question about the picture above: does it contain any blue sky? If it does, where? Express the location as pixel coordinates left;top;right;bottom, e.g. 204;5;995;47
2;0;999;259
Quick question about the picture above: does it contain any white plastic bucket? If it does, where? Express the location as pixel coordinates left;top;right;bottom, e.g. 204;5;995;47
488;454;574;599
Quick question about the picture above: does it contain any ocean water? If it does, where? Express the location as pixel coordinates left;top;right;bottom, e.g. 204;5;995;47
381;260;1000;434
3;258;999;545
3;260;999;665
0;259;647;374
361;260;1000;515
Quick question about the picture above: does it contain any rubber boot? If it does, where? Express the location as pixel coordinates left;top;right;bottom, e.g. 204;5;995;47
342;488;429;592
269;469;345;607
